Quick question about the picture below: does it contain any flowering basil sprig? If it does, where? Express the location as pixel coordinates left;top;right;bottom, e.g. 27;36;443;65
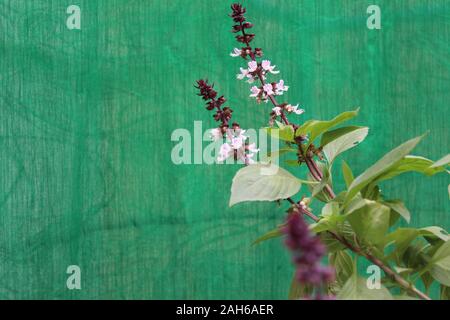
194;3;450;300
195;80;258;164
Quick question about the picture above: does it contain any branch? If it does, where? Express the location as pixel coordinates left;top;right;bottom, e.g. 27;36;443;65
286;198;431;300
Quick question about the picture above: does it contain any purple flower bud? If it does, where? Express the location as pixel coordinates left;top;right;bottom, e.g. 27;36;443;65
283;212;335;299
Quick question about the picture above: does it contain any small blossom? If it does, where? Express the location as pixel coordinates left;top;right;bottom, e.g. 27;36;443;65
248;61;258;72
217;143;232;162
261;60;279;74
245;152;256;164
230;48;242;57
286;104;305;115
237;67;249;80
275;80;289;95
247;143;259;153
228;130;247;149
299;201;307;210
250;86;260;98
210;128;223;141
263;83;274;95
272;106;282;116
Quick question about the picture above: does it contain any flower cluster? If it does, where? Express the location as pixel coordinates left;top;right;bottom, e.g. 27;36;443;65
284;207;335;299
212;125;259;164
234;58;288;103
196;79;259;164
229;3;304;121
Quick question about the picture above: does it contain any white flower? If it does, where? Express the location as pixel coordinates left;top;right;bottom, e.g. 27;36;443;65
263;83;274;95
250;86;260;98
248;61;258;72
247;143;259;153
230;136;244;149
235;143;259;164
230;48;242;57
227;129;247;149
210;128;223;141
275;80;289;95
217;143;232;162
237;67;255;83
272;106;282;116
245;153;256;164
299;201;307;210
237;67;249;80
285;104;305;115
261;60;279;74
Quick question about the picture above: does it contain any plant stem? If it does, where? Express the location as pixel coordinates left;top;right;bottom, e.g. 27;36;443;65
297;142;336;199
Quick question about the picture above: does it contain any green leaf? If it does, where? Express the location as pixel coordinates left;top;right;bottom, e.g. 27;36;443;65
430;154;450;168
402;243;429;270
384;228;419;262
344;135;424;205
342;160;354;188
252;227;283;246
323;127;369;164
344;193;366;215
267;147;296;159
330;251;354;286
337;270;393;300
346;200;390;245
361;183;381;201
429;241;450;286
307;162;333;201
265;121;295;142
295;109;360;147
420;227;450;242
229;164;302;206
374;155;448;183
382;200;411;224
310;202;344;233
320;126;366;147
320;232;346;252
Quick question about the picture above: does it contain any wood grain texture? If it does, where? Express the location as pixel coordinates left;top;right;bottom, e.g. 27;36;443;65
0;0;448;299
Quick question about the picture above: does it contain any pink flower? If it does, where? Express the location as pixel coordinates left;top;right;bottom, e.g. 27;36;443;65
230;48;242;57
250;86;260;98
217;143;232;162
261;60;279;74
237;67;249;80
263;83;274;95
272;106;282;116
210;128;223;141
275;80;289;95
286;104;304;115
248;61;258;72
247;143;259;153
228;129;247;149
237;67;255;83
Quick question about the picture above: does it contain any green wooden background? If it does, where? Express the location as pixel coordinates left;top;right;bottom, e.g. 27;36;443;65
0;0;448;299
